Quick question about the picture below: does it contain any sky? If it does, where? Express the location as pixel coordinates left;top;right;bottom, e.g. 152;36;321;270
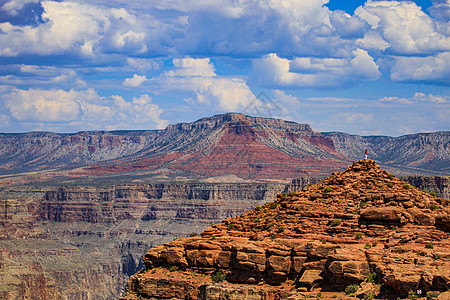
0;0;449;136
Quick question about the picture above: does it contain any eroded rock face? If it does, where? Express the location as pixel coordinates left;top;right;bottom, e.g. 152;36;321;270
122;160;450;299
0;182;283;299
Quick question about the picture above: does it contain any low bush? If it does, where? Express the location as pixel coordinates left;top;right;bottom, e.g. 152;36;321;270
345;284;359;295
330;219;341;227
323;187;333;193
355;232;363;239
211;271;227;283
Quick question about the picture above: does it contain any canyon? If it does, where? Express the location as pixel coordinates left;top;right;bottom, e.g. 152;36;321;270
0;113;448;298
0;174;448;299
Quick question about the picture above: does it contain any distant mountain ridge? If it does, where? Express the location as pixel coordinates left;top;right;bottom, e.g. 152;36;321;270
323;131;450;174
0;113;448;181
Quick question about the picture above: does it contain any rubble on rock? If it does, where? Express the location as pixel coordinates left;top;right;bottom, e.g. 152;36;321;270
121;159;450;299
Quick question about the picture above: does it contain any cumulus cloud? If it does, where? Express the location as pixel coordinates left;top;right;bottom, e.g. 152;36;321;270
0;1;152;57
0;87;168;130
390;52;450;84
355;1;450;55
152;57;255;111
122;74;148;87
250;49;380;88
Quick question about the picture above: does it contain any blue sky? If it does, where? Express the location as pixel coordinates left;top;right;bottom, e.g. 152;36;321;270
0;0;448;136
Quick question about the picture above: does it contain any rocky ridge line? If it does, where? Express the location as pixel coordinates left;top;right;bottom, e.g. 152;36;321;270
121;159;450;300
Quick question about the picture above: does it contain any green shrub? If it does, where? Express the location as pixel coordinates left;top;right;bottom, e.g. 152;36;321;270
426;291;439;300
388;173;394;179
429;204;439;211
211;271;227;283
422;189;429;194
255;205;262;211
227;223;235;230
345;284;359;295
425;242;434;249
403;184;411;190
270;203;279;209
408;290;418;300
190;232;197;237
308;183;314;186
430;191;436;197
387;182;393;188
169;266;177;272
331;295;337;299
364;293;375;300
364;243;372;249
323;187;333;193
434;254;441;260
278;226;285;233
367;272;377;284
330;219;341;227
356;232;363;239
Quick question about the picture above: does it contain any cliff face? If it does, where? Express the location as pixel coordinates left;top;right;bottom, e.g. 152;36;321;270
0;131;158;174
122;160;450;300
0;182;284;299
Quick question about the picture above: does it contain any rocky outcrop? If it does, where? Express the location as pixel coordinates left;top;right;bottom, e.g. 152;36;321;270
122;160;450;299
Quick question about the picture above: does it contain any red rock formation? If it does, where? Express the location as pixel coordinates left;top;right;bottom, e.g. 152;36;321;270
121;159;450;299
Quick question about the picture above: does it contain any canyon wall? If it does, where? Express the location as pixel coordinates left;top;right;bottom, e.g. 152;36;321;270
0;176;447;298
0;182;284;299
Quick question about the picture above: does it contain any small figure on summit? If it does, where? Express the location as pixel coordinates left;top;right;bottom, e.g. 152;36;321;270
365;149;368;160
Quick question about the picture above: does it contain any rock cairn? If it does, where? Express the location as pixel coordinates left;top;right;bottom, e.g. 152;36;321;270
121;159;450;299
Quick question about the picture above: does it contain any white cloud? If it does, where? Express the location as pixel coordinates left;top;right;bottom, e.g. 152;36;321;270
1;0;39;16
251;49;380;88
151;57;255;111
355;1;450;55
390;51;450;84
413;92;449;103
0;1;152;57
330;10;369;39
379;92;449;104
122;74;148;87
1;87;168;130
167;58;216;77
3;88;83;122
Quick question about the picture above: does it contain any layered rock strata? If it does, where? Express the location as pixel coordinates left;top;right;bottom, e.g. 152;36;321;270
122;160;450;299
0;182;283;299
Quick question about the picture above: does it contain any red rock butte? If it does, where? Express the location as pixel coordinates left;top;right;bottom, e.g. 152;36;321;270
121;159;450;300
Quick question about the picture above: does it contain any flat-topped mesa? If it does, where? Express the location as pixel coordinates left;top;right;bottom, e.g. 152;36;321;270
122;160;450;300
164;113;314;133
